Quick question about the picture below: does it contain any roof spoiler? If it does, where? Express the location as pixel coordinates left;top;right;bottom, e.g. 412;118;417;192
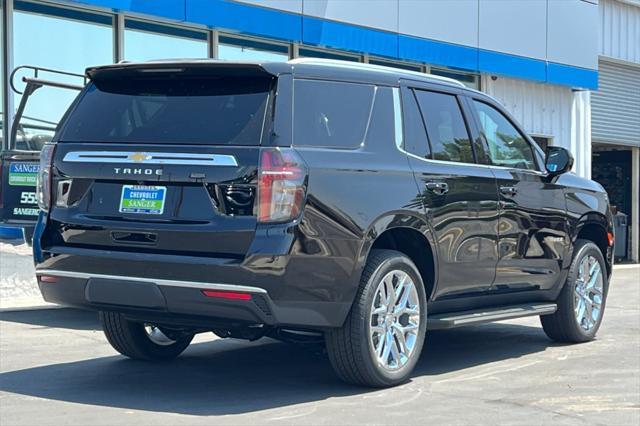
86;60;277;81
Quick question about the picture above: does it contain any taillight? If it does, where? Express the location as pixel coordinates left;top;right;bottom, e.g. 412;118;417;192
36;144;56;212
257;148;307;223
201;290;252;300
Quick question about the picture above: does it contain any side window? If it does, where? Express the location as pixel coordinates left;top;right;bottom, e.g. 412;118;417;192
401;87;430;158
473;100;536;170
414;90;474;163
293;79;375;148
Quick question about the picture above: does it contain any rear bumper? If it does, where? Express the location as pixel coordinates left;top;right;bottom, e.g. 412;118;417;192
37;270;278;327
34;244;358;329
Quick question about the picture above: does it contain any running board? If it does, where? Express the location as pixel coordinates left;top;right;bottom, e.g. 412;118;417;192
427;303;557;330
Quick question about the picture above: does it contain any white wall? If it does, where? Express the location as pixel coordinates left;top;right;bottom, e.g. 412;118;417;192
398;0;478;47
547;0;599;69
482;75;592;178
478;0;547;61
234;0;599;71
235;0;303;14
599;0;640;64
303;0;398;32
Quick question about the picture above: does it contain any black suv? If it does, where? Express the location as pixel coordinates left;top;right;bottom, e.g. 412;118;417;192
33;59;614;387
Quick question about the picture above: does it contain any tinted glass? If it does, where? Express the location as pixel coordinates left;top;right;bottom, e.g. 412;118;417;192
219;36;288;61
473;100;535;170
297;48;360;62
414;90;474;163
401;88;430;158
124;21;207;61
60;76;273;145
365;87;395;148
431;68;479;90
369;58;422;72
293;80;375;148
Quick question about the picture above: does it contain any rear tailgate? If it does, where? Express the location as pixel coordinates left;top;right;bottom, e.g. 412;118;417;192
41;63;277;258
46;143;260;257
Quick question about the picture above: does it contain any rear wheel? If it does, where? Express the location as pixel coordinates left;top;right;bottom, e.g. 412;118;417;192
99;311;194;360
541;239;608;343
325;249;427;387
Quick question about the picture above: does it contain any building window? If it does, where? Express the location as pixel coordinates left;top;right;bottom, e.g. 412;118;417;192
431;68;479;90
368;58;423;73
218;35;288;61
531;136;552;152
297;47;360;62
13;1;112;149
124;19;207;61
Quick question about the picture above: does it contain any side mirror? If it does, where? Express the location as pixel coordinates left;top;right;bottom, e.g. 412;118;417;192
545;146;574;176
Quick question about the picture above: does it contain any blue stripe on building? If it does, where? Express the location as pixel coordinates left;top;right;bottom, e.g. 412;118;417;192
64;0;598;89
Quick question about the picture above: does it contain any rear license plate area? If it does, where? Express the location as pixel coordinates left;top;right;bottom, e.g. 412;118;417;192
119;185;166;215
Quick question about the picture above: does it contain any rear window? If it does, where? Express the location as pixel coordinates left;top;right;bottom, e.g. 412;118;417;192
59;75;273;145
293;79;375;149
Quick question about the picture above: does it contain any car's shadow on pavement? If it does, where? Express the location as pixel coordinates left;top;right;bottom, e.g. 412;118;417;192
0;309;555;415
0;308;100;331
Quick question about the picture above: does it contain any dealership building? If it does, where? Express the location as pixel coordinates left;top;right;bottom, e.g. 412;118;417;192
1;0;638;261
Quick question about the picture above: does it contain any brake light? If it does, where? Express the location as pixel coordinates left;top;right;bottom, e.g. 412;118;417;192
201;290;252;300
257;148;307;223
37;144;56;212
607;231;614;247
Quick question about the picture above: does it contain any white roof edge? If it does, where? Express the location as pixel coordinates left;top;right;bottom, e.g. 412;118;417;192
288;58;466;88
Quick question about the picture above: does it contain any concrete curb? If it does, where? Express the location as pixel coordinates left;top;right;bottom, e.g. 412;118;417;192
0;297;62;313
613;263;640;270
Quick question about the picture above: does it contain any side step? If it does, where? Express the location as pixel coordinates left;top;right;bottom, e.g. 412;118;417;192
427;303;557;330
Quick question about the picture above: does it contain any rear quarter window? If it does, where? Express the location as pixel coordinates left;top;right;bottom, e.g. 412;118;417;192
293;79;375;149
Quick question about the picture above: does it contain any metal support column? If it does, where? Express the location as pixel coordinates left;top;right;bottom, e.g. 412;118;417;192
208;29;218;59
632;146;639;262
113;13;124;63
2;0;15;151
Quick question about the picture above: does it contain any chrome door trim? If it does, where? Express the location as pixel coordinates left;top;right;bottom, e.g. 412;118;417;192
36;269;267;294
62;151;239;167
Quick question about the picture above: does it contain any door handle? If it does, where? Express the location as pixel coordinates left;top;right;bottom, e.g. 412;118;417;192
500;185;518;197
426;181;449;195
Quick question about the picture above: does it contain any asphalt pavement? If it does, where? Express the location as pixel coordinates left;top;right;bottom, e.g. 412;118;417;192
0;266;638;425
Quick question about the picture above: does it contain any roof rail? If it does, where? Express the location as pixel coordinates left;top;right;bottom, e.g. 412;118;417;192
288;58;465;87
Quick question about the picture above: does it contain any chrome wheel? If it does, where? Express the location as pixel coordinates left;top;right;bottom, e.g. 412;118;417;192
574;255;604;331
144;324;176;346
369;270;421;371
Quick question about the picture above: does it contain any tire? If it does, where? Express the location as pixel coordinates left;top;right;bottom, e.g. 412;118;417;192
99;311;194;361
325;249;427;387
541;239;609;343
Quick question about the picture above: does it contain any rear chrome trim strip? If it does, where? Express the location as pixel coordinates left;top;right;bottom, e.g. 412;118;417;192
36;269;267;294
62;151;238;167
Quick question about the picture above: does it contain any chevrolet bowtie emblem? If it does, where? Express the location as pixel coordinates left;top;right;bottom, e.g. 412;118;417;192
129;152;151;162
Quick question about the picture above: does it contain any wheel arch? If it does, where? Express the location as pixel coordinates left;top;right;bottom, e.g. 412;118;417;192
357;212;438;302
573;212;613;277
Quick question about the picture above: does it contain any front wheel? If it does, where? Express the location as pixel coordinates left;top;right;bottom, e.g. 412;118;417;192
541;239;609;343
99;311;194;361
325;249;427;387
